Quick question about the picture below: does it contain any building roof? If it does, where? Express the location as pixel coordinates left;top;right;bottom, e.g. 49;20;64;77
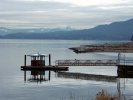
27;52;47;57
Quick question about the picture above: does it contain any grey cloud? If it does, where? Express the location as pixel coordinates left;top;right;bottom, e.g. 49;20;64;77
0;0;72;11
0;0;133;28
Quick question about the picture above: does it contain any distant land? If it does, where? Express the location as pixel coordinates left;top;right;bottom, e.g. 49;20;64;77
0;18;133;40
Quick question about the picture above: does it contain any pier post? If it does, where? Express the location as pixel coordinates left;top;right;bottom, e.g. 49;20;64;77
118;52;121;65
24;71;26;82
24;55;26;66
49;54;51;66
48;54;51;80
40;74;42;83
49;71;51;80
24;55;26;82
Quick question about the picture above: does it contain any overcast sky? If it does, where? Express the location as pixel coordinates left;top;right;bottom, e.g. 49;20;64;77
0;0;133;29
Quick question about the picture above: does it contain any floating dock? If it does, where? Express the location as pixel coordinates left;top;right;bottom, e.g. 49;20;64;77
21;53;68;82
118;65;133;78
21;52;133;82
21;66;68;71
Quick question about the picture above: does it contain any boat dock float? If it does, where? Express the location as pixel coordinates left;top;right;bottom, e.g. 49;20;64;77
21;53;68;82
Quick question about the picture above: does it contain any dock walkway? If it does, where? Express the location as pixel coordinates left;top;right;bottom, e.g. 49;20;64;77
55;59;118;66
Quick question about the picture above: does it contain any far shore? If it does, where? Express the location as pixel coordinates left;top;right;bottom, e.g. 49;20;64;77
70;41;133;53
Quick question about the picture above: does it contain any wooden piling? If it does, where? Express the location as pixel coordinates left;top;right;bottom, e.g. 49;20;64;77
49;71;51;80
24;55;27;81
118;53;121;65
49;54;51;66
24;71;26;82
24;55;26;66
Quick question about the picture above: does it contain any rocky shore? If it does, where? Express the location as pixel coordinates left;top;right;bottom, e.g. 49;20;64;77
70;42;133;53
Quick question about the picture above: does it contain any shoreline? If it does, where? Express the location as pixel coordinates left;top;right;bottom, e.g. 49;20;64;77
70;42;133;53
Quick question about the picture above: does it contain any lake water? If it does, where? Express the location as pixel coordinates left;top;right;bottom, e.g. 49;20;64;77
0;39;133;100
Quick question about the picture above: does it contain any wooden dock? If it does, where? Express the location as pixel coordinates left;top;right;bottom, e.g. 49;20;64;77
57;72;117;82
21;53;69;82
70;42;133;53
55;59;118;66
21;52;133;83
21;66;68;71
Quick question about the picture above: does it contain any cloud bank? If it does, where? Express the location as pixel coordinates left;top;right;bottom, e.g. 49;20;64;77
0;0;133;29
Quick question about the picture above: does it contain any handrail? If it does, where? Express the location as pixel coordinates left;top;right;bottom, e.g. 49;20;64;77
55;59;119;66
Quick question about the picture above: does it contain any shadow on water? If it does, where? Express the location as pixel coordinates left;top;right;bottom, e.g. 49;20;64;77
57;72;117;82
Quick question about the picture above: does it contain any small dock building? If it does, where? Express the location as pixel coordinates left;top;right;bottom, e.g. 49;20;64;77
21;53;68;82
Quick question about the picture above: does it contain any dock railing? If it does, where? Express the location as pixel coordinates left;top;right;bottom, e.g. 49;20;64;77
55;59;118;66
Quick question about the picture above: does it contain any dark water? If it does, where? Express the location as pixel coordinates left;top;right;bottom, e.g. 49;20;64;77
0;39;133;100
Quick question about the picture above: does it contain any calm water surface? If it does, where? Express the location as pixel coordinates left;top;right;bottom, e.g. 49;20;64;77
0;39;133;100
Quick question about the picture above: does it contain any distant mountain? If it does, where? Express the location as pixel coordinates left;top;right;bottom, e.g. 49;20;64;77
0;27;73;36
86;18;133;40
0;27;12;35
0;18;133;40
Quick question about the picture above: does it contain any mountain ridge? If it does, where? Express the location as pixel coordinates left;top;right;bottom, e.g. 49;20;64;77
0;18;133;40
